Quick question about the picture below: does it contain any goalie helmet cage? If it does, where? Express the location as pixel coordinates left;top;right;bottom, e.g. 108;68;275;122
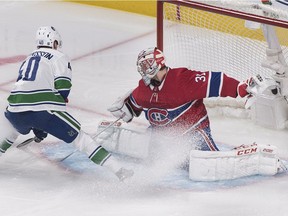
157;0;288;110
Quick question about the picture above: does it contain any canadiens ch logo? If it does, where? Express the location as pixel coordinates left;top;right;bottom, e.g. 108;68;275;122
147;108;171;126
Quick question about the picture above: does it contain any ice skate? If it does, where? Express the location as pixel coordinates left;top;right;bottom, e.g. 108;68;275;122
115;167;134;181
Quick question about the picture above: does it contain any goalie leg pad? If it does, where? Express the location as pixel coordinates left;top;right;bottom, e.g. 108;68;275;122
189;144;281;181
95;120;151;159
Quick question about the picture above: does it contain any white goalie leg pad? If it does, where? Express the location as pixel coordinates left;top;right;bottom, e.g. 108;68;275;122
189;144;281;181
95;120;151;159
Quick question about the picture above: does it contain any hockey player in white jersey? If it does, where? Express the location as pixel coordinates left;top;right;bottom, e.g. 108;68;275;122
0;26;133;181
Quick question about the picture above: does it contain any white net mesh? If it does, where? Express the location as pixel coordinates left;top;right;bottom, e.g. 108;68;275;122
162;1;288;113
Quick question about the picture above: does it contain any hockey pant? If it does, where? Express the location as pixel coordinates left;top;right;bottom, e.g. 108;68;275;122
2;110;114;167
186;127;219;151
151;126;219;152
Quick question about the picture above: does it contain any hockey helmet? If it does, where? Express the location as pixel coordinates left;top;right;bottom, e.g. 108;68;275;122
36;26;62;49
136;47;166;85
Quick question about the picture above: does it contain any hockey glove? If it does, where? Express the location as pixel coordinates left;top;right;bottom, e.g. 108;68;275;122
238;74;279;108
246;74;278;95
108;100;133;122
32;128;48;143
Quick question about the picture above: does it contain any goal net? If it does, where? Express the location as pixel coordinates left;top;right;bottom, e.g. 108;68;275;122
157;0;288;117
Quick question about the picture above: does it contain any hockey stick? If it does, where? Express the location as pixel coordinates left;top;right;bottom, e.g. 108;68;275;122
58;115;124;162
92;115;124;139
16;136;78;163
16;137;36;148
16;136;43;148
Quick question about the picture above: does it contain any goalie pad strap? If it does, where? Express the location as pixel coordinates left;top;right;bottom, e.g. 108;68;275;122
189;144;279;181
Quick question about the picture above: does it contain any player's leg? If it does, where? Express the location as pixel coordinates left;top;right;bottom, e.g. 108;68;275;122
31;111;133;180
0;110;32;154
189;143;284;181
0;129;20;155
189;127;219;151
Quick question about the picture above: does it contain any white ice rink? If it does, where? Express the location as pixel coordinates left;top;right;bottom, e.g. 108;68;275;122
1;1;288;216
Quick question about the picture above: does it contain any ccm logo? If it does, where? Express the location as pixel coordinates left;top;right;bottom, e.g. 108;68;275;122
100;121;121;127
262;148;274;153
237;147;257;155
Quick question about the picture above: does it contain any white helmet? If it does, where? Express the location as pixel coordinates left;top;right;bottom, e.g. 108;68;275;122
36;26;62;49
136;47;166;85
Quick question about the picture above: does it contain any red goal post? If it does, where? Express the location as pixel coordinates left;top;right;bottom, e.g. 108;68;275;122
156;0;288;112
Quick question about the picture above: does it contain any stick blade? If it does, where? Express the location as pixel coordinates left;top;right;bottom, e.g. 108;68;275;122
16;138;34;148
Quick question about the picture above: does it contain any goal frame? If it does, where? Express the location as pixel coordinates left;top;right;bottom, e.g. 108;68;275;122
157;0;288;51
156;0;288;129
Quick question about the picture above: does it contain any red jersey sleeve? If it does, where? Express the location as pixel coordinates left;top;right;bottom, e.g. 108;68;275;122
220;73;240;98
180;70;240;100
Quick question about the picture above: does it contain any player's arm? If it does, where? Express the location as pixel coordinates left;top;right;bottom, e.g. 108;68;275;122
188;71;278;101
209;72;279;108
54;55;72;102
204;71;243;98
183;71;243;99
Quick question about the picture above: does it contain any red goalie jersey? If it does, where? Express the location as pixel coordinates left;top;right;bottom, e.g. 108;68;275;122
127;67;241;135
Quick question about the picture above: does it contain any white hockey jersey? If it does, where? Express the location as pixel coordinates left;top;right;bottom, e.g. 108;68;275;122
7;48;72;112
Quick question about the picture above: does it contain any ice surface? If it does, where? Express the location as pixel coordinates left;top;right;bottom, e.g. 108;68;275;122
0;1;288;216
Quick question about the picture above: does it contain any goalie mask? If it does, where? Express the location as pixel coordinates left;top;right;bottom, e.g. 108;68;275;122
36;26;62;49
136;47;166;85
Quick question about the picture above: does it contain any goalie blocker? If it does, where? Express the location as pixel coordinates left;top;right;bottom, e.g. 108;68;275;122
189;143;286;181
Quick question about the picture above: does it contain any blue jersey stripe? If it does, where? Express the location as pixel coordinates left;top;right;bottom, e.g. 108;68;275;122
208;72;221;97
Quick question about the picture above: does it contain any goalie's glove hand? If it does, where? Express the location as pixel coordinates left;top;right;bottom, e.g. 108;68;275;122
238;74;279;108
247;74;278;95
108;98;133;123
32;128;48;143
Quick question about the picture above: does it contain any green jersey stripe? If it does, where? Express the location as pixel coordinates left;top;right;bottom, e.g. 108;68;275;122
55;79;72;90
8;92;65;105
51;111;81;131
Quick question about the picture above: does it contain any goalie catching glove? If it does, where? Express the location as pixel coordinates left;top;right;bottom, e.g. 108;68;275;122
108;90;135;123
238;74;279;108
